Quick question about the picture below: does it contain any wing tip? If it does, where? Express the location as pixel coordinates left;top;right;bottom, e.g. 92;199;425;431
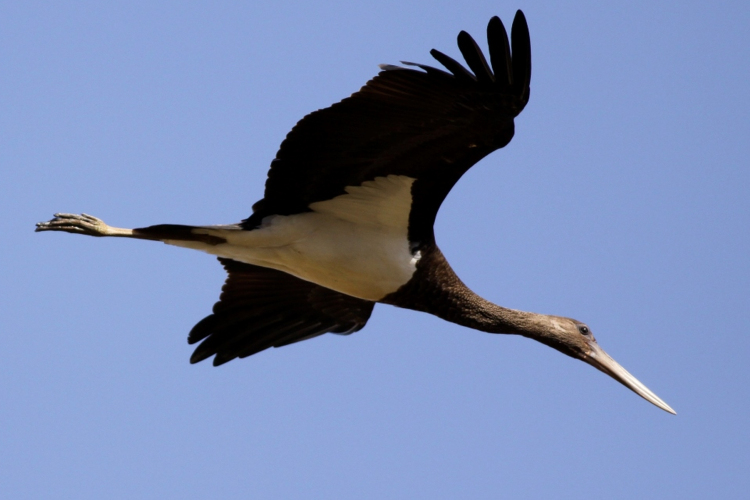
423;12;530;111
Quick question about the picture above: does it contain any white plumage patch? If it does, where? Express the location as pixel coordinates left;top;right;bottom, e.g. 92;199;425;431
309;175;414;228
165;175;419;301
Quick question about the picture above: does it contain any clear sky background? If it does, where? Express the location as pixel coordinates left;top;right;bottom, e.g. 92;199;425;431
2;1;748;498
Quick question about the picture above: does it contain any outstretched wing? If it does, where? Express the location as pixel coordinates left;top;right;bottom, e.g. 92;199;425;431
189;258;375;366
245;12;531;244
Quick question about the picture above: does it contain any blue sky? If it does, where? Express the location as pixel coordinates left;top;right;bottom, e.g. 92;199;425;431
2;1;748;498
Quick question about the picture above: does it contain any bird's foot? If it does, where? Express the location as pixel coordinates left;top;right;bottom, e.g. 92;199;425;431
35;213;119;237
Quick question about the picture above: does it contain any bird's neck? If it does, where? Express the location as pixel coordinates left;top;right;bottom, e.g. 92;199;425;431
381;243;552;337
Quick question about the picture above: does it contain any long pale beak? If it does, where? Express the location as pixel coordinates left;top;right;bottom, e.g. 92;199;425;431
584;344;676;414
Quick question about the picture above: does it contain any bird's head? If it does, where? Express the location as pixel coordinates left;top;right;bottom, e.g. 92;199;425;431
530;316;675;414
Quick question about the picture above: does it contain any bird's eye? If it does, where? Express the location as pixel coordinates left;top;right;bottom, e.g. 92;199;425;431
578;325;590;336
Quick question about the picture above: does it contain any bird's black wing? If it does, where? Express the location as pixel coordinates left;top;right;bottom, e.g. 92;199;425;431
189;258;375;366
245;12;531;244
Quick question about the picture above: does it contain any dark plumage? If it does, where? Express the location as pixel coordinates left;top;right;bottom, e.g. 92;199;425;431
36;11;674;414
245;13;530;247
189;258;374;366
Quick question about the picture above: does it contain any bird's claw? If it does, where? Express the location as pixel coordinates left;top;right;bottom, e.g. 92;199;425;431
35;213;109;236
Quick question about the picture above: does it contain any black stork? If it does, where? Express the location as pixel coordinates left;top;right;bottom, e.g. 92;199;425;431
36;11;675;414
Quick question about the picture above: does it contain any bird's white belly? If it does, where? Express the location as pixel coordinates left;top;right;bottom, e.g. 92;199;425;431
166;175;419;301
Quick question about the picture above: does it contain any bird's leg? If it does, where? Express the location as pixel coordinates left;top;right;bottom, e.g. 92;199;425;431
36;213;229;245
36;213;137;238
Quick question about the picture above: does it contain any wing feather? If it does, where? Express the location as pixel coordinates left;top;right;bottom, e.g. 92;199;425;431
457;31;494;85
189;258;375;366
245;11;531;244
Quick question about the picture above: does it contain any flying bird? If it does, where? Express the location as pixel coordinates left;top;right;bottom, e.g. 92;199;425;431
36;11;675;414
